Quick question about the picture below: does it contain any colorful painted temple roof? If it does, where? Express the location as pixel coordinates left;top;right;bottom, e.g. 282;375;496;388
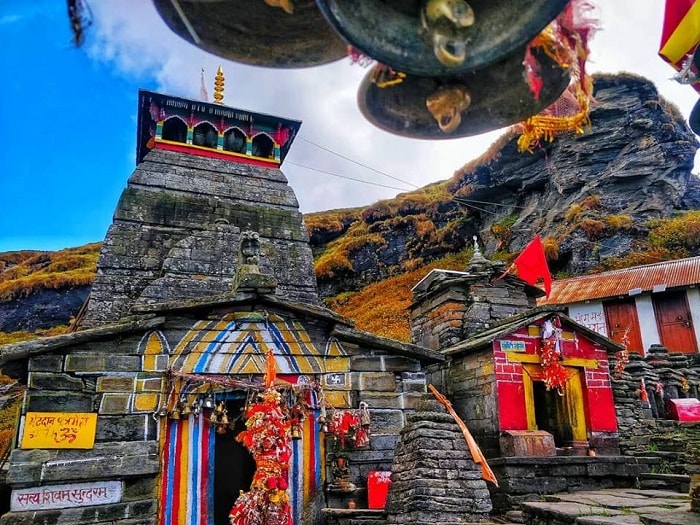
136;89;302;167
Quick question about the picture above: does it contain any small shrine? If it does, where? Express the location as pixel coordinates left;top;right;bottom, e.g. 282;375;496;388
412;247;622;459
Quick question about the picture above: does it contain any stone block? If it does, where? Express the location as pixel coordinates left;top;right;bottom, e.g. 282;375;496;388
26;392;95;413
97;376;136;393
351;356;383;372
123;476;158;500
100;394;132;414
28;355;63;373
359;372;397;392
368;410;405;433
133;393;159;412
28;373;84;391
358;392;403;409
96;415;154;442
500;431;556;457
0;499;157;525
383;356;421;373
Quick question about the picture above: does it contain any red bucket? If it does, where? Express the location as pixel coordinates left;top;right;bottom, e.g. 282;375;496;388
367;471;392;509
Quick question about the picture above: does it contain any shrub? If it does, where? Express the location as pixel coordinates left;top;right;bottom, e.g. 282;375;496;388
565;203;583;222
606;214;634;230
580;218;607;240
542;236;560;261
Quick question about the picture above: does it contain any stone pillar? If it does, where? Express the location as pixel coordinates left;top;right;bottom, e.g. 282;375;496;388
385;411;492;525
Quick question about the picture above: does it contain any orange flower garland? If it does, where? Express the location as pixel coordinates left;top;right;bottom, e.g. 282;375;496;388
539;317;568;393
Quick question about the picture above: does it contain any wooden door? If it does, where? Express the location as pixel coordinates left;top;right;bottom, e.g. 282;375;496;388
653;291;698;354
604;298;644;354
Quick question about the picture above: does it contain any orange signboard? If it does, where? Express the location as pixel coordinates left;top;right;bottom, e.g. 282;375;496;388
21;412;97;449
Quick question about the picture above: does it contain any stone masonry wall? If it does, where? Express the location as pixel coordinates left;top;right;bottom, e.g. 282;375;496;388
1;329;163;525
82;149;318;327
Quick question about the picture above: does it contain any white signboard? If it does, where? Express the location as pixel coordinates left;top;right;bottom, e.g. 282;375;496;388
11;481;122;511
569;303;608;336
500;340;527;352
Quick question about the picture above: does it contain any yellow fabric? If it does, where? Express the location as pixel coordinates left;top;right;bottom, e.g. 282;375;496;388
659;1;700;65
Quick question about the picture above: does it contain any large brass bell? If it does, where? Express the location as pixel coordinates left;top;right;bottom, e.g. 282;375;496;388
316;0;570;77
151;0;347;68
357;46;570;139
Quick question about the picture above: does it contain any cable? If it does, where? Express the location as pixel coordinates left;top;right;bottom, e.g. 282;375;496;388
286;161;413;191
299;136;420;189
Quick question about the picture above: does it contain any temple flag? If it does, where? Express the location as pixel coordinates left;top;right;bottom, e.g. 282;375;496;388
511;235;552;297
659;0;700;91
199;68;209;102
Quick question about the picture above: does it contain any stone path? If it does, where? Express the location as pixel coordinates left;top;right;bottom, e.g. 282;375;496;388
519;488;699;525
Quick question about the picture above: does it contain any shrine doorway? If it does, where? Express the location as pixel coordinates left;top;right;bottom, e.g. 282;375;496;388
213;398;256;525
524;365;587;449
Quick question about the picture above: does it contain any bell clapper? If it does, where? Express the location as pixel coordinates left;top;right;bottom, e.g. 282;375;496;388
263;0;294;15
422;0;475;67
425;85;472;133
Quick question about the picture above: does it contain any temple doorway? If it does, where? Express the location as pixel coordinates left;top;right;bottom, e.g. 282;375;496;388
524;365;587;449
213;398;256;525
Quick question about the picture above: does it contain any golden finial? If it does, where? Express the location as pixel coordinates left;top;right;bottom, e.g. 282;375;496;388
213;65;225;105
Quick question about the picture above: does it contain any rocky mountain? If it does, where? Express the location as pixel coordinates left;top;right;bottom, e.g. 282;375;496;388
1;74;699;340
307;74;700;299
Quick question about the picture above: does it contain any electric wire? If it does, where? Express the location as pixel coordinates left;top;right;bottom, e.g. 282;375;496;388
286;161;412;191
299;136;420;189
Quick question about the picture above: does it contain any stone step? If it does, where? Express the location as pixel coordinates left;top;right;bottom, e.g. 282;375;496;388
322;508;386;525
638;473;690;493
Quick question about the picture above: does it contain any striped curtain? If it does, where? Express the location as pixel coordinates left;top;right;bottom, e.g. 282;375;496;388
160;412;215;525
160;403;324;524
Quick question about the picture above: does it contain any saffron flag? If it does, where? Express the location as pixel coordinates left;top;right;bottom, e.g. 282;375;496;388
659;0;700;92
428;385;498;487
513;235;552;297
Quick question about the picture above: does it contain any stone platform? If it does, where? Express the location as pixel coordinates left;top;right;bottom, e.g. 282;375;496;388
519;488;699;525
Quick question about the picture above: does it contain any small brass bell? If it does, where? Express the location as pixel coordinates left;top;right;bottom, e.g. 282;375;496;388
202;393;216;410
170;407;181;420
291;425;302;439
357;46;570;139
220;412;230;427
214;401;226;416
152;0;347;68
216;424;228;435
181;402;192;417
316;0;569;76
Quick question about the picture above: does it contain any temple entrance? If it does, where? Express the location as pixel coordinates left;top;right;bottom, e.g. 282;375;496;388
524;365;587;450
533;381;573;446
213;398;256;525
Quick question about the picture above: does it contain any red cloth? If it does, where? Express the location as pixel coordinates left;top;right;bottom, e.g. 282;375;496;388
513;235;552;297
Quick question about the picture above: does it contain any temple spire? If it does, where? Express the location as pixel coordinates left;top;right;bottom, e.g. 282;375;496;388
213;65;225;105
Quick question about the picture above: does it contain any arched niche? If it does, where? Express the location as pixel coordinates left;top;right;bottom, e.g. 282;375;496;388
161;116;188;144
223;127;247;154
193;121;218;148
251;133;274;159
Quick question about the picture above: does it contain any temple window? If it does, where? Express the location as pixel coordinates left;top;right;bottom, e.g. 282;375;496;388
161;116;188;144
223;128;247;154
251;134;274;159
193;122;218;149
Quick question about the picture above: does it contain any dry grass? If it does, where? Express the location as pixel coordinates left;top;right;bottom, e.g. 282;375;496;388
326;250;473;341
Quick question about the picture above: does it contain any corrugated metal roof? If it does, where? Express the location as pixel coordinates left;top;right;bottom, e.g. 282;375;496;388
539;256;700;305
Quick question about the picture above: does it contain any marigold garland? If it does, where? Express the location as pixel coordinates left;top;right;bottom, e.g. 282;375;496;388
229;388;293;525
517;0;598;152
539;317;568;392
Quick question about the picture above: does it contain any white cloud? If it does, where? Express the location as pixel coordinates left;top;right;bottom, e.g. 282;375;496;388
85;0;699;213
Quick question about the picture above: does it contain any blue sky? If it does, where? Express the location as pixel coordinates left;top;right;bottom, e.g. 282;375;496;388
0;1;158;252
1;1;698;253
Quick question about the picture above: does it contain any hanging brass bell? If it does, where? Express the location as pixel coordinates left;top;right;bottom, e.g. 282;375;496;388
151;0;347;68
291;425;302;439
357;46;570;139
316;0;569;76
170;407;181;420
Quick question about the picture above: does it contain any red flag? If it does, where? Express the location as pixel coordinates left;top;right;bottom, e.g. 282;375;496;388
513;235;552;297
